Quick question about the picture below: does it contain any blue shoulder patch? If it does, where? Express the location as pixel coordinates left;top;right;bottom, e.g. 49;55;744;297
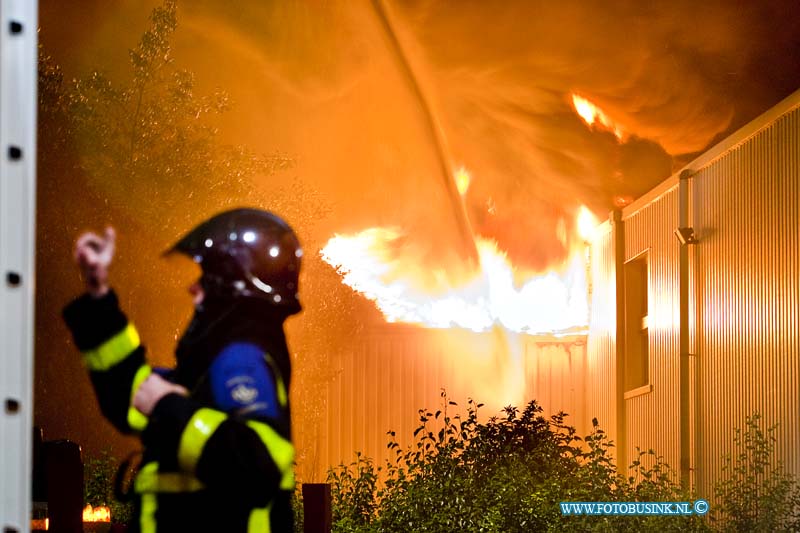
209;342;279;419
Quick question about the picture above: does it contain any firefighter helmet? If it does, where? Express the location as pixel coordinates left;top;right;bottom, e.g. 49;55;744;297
166;208;302;313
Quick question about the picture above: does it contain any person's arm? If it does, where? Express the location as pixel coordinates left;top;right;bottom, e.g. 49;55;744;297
63;290;154;433
139;343;293;506
63;228;185;434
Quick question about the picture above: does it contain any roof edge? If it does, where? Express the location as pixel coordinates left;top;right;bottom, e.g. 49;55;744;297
620;86;800;218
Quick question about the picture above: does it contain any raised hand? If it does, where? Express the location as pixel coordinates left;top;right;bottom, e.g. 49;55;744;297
74;227;116;297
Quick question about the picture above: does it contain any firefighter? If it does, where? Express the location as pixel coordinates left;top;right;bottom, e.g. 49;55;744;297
63;208;301;532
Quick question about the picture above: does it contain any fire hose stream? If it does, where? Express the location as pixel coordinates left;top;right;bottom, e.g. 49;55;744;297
370;0;480;266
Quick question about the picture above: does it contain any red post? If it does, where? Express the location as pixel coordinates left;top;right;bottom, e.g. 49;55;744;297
302;483;332;533
44;440;83;533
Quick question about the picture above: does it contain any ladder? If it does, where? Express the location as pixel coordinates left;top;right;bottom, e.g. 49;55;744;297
0;0;38;531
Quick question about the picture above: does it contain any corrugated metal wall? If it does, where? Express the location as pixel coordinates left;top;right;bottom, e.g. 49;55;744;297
524;336;588;437
587;221;619;448
691;100;800;496
587;89;800;496
621;186;682;475
309;326;588;481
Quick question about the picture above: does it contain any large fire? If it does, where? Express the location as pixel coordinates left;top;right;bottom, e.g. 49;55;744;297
321;206;597;334
571;94;624;141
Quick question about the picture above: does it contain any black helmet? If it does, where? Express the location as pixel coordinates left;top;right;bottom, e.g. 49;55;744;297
166;208;302;313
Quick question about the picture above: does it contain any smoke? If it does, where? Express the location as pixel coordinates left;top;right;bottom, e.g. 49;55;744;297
177;0;800;269
385;0;800;266
40;0;800;268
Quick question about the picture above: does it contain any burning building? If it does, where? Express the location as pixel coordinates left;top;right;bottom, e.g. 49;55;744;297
586;87;800;495
313;326;589;479
301;201;597;480
305;86;800;495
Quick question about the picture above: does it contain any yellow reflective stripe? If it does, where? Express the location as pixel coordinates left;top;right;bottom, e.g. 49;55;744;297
275;375;287;408
246;421;295;490
248;503;272;533
82;323;140;371
263;355;287;407
138;463;158;533
134;464;205;494
177;408;227;473
127;364;152;432
141;493;157;533
283;468;295;491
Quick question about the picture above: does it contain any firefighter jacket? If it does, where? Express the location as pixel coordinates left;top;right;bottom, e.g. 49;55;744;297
63;290;295;532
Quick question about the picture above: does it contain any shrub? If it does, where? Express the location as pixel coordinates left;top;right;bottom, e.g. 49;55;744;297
292;488;304;533
712;413;800;531
328;393;709;532
83;449;134;525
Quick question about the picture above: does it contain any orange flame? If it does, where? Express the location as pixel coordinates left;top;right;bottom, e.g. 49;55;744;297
454;167;471;196
82;505;111;523
571;94;624;140
577;205;599;242
321;207;598;334
30;518;49;531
